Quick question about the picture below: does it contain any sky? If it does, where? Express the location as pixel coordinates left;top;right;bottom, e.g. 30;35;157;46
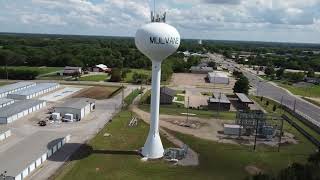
0;0;320;43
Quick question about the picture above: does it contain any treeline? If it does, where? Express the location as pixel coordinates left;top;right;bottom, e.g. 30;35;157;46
0;68;39;80
248;152;320;180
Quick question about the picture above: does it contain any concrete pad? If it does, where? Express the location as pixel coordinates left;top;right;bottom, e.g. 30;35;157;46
39;87;82;102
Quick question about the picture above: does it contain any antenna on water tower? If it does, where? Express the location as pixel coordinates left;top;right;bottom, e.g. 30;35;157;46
135;0;180;159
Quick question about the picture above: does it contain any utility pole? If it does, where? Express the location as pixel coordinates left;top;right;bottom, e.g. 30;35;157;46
121;84;124;109
253;118;259;151
280;96;284;114
186;96;190;123
217;92;221;117
293;99;297;112
278;117;284;152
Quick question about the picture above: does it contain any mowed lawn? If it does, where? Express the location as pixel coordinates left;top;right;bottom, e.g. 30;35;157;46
139;104;236;120
123;69;151;83
0;66;63;75
79;74;110;82
279;83;320;98
55;110;317;180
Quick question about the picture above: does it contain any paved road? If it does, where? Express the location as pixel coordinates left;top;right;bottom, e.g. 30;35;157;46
208;53;320;126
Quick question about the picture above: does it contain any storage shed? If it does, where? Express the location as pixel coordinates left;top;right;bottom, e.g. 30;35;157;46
207;93;231;111
0;100;46;124
0;98;14;108
53;98;95;122
160;87;176;104
0;82;36;98
8;83;60;100
224;124;243;136
208;71;230;84
235;93;254;110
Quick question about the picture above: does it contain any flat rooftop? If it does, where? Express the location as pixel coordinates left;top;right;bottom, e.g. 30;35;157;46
208;93;230;104
0;100;45;118
0;131;68;177
208;71;229;78
0;98;14;105
55;98;95;110
0;82;35;94
10;83;59;96
236;93;253;104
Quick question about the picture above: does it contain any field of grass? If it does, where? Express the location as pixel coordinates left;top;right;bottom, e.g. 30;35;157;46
1;66;63;75
139;104;236;120
0;82;11;86
124;89;143;106
176;95;185;101
55;110;317;180
79;74;110;82
123;69;151;83
279;83;320;98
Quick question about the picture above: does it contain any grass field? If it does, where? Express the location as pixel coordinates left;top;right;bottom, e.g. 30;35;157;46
124;89;143;106
139;104;236;120
123;69;151;83
79;74;110;82
0;82;11;86
279;83;320;98
176;95;185;101
1;66;63;75
55;109;317;180
73;86;122;99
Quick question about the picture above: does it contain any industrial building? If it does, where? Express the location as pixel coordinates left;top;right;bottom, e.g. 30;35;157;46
224;124;243;136
0;100;46;124
190;66;214;74
8;83;60;100
53;98;95;122
0;82;36;98
235;93;254;110
207;93;231;111
0;98;14;108
160;87;176;104
207;71;230;84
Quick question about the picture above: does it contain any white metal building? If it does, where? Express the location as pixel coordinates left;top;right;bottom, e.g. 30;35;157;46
0;98;14;108
7;83;60;100
53;98;95;121
224;124;243;136
0;100;46;124
208;71;230;84
0;82;36;98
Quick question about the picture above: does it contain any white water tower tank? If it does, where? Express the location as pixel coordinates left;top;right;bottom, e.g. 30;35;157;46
135;22;180;62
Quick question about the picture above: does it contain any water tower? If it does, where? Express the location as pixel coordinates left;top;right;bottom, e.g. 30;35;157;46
135;2;180;159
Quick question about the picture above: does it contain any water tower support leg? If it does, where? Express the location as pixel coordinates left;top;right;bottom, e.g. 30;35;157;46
141;61;164;159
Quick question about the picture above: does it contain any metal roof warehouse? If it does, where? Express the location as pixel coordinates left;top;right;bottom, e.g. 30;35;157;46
0;82;36;98
0;100;46;124
8;83;60;100
0;98;14;108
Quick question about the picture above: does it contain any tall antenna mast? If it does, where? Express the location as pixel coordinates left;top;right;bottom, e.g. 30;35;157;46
150;0;166;23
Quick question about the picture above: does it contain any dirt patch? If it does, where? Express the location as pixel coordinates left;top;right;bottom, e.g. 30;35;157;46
73;86;120;99
245;165;263;175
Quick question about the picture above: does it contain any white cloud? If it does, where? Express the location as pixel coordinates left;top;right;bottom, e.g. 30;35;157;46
0;0;319;43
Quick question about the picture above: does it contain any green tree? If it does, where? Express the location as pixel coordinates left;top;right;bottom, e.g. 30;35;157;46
109;68;122;82
265;66;275;76
276;68;285;78
233;75;250;94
